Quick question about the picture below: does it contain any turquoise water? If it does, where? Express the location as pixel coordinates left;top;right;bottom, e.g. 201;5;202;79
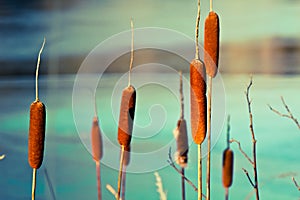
0;74;299;199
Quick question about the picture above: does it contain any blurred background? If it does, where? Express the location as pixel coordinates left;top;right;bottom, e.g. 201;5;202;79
0;0;300;200
1;0;300;75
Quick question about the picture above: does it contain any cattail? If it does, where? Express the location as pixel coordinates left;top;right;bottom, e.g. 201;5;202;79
91;116;103;162
117;85;136;148
28;100;46;169
204;11;220;78
190;59;207;144
174;119;189;168
117;19;136;200
28;38;46;200
222;148;234;188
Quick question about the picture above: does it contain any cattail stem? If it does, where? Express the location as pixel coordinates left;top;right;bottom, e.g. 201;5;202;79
181;168;186;200
117;146;125;200
225;188;229;200
31;168;37;200
209;0;213;12
195;0;200;60
94;92;98;118
121;165;127;200
35;38;46;101
198;144;202;200
227;116;230;149
179;71;184;120
96;161;102;200
128;18;134;87
206;77;212;200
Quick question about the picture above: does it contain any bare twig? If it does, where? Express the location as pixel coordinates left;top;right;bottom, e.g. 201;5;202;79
242;168;255;188
244;77;260;200
168;149;198;192
268;97;300;130
230;139;253;165
292;177;300;191
167;149;206;199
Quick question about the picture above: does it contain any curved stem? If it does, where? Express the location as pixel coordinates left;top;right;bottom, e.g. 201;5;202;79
35;37;46;101
128;18;134;87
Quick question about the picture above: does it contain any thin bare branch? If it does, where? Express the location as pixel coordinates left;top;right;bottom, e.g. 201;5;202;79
242;168;255;188
245;77;260;200
268;97;300;130
230;139;253;165
168;149;197;192
167;148;206;199
292;177;300;191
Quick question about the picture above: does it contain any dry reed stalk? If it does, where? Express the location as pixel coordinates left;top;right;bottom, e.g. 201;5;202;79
28;38;46;200
154;172;167;200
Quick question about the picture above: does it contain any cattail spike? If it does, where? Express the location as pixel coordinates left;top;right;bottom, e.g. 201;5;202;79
190;59;207;144
204;11;220;78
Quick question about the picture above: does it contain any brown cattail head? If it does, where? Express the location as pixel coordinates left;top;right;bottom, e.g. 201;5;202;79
222;148;234;188
204;11;220;78
123;145;131;166
190;59;207;144
118;85;136;147
28;100;46;169
91;116;103;162
174;119;189;168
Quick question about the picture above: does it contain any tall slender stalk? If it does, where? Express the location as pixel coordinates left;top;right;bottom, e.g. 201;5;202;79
206;77;212;200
